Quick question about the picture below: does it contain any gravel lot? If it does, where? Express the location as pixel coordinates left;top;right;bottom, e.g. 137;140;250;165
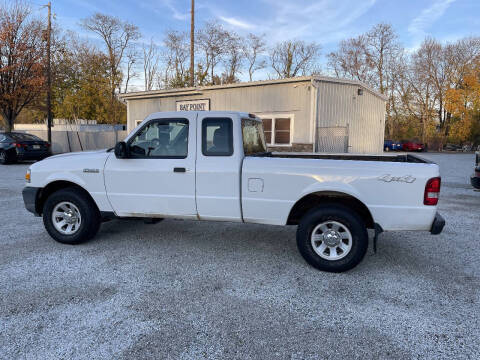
0;153;479;359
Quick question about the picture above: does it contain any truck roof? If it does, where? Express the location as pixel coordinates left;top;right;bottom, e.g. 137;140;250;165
144;111;254;121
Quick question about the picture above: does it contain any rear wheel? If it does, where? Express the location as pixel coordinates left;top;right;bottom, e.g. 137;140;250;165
0;150;12;164
43;188;101;244
0;150;7;164
296;204;368;272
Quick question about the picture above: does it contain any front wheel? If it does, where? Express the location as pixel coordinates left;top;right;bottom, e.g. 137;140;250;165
43;188;101;244
296;204;368;272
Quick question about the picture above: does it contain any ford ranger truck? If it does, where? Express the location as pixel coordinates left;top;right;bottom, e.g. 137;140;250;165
22;111;445;272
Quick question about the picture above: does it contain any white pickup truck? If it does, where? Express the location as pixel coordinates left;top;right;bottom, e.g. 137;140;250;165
22;111;445;272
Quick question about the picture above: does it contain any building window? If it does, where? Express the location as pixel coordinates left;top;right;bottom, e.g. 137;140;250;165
259;115;293;146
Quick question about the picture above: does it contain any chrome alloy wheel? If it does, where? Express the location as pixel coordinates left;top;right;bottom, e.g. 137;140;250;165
310;221;352;261
52;201;82;235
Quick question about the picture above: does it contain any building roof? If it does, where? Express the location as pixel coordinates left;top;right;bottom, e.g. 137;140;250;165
119;75;387;101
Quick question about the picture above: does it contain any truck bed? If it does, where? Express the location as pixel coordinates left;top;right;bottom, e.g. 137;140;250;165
242;151;439;229
262;152;431;163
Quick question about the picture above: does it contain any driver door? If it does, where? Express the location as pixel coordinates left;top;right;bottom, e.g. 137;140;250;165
104;115;197;218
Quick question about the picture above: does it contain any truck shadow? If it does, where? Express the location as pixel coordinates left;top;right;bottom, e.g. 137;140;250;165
97;218;302;267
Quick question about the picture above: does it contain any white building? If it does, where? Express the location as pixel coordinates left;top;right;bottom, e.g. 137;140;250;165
120;76;387;154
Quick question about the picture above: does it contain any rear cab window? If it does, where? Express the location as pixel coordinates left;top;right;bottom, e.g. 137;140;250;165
242;118;267;156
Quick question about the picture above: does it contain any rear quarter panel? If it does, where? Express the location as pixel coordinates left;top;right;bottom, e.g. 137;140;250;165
241;157;440;230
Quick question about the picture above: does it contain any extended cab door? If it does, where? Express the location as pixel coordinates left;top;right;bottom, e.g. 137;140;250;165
195;113;243;221
104;114;197;217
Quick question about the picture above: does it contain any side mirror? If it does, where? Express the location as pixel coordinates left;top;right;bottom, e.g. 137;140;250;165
114;141;128;159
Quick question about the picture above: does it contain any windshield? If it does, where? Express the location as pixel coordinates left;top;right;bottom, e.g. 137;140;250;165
242;118;267;155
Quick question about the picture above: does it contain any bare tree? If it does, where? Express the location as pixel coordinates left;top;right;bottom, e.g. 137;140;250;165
413;39;449;129
367;24;402;139
0;2;44;132
327;35;372;85
142;38;159;91
328;24;400;94
197;21;229;85
222;32;243;84
164;30;189;88
123;47;138;93
328;23;402;139
366;23;400;94
243;33;266;81
408;51;438;144
81;13;140;121
270;40;320;78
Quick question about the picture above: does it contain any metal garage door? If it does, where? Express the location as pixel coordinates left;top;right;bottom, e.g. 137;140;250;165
316;126;349;153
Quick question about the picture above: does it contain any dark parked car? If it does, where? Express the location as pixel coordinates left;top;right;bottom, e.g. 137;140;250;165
384;139;401;151
443;143;462;152
0;132;51;164
401;140;425;152
471;151;480;189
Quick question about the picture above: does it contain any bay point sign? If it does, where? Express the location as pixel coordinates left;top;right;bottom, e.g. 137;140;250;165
176;99;210;111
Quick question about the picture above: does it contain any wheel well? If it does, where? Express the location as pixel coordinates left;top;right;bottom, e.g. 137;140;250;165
287;191;374;228
36;181;99;215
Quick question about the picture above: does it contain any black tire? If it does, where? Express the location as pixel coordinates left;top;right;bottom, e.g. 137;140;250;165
0;150;10;164
42;187;101;244
296;204;368;272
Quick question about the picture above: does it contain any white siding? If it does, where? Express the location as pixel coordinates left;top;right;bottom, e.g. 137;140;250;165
315;80;385;154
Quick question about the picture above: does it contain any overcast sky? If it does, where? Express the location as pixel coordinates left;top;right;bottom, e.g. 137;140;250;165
44;0;480;89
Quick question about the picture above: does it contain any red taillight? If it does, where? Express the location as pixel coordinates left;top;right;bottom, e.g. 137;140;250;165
424;177;441;206
45;142;51;147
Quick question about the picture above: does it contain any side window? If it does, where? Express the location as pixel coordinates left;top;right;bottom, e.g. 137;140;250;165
128;119;188;158
202;118;233;156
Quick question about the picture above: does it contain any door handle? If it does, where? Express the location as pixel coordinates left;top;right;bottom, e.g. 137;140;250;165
173;167;186;173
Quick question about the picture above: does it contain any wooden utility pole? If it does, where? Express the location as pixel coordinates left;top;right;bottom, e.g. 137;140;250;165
45;2;52;144
190;0;194;87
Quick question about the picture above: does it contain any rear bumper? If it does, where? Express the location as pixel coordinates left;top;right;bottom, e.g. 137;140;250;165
430;212;445;235
16;151;51;160
22;186;42;216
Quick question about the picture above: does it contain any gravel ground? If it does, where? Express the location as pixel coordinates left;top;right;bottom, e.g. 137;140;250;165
0;153;479;359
